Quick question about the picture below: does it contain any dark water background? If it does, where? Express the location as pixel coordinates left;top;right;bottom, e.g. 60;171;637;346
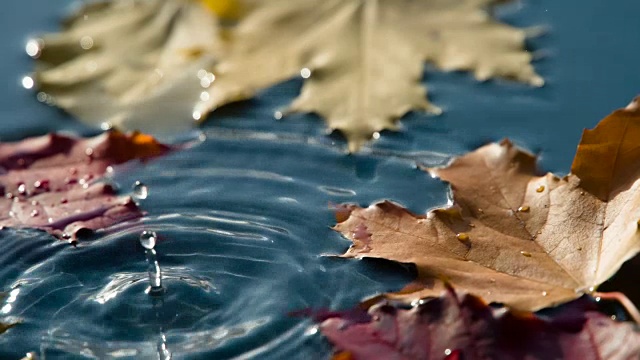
0;1;639;359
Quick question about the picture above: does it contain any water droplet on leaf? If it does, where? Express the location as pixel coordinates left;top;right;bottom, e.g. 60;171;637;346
456;233;470;242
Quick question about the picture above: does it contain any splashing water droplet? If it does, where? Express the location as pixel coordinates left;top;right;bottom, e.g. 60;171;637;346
536;185;545;193
139;231;157;250
520;251;532;257
133;181;148;200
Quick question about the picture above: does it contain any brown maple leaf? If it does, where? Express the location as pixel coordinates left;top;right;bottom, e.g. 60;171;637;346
334;97;640;311
0;130;169;240
320;290;640;360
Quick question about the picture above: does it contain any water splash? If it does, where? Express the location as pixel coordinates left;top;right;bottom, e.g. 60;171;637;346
140;231;164;296
133;181;149;200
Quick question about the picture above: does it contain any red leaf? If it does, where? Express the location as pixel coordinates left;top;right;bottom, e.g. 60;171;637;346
0;130;169;240
320;291;640;360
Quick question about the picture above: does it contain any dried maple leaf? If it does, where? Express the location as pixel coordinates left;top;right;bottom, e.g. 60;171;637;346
34;0;541;151
0;130;169;240
334;97;640;311
32;0;234;132
320;290;640;360
197;0;543;151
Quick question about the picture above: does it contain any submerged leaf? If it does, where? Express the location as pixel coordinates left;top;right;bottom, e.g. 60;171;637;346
0;130;169;239
334;97;640;311
33;0;226;133
0;292;19;336
320;291;640;360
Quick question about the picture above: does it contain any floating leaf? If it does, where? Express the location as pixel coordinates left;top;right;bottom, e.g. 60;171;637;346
36;0;541;151
197;0;543;151
334;97;640;311
33;0;230;133
320;290;640;360
0;130;170;240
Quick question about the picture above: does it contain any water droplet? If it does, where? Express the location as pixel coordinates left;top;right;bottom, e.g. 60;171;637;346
36;92;47;102
197;69;207;79
372;132;381;140
200;91;210;102
31;200;39;206
85;147;94;157
595;296;601;302
588;286;595;293
444;349;452;356
274;111;283;120
300;67;311;79
456;233;470;242
200;77;212;88
611;315;617;320
520;251;532;257
25;38;43;58
48;217;54;224
192;111;202;121
139;231;157;250
536;185;545;193
133;181;148;200
30;210;38;217
79;36;94;50
17;183;27;195
518;206;530;212
542;291;548;297
21;76;34;90
100;122;113;131
580;191;585;196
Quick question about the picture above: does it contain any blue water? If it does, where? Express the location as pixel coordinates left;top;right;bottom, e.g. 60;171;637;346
1;1;640;359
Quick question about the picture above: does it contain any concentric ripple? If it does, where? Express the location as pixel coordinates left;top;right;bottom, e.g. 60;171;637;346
0;131;443;359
